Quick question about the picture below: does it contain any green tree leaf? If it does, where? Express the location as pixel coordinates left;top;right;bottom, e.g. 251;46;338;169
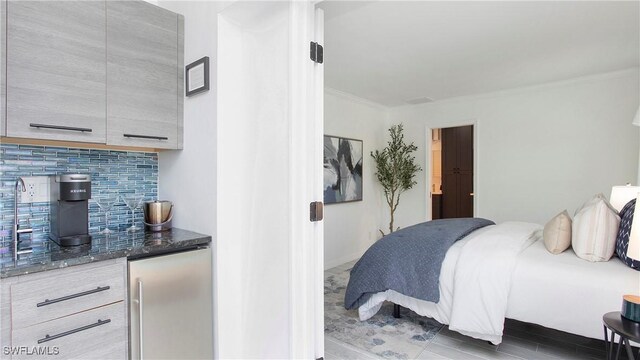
371;124;422;235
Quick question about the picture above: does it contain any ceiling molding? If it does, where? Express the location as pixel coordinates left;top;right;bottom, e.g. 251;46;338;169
394;67;640;109
325;87;390;112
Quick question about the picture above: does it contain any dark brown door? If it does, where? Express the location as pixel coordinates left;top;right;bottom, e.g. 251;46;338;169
441;127;458;174
456;125;474;172
441;173;458;218
432;194;443;220
440;125;474;218
441;127;457;219
458;173;474;217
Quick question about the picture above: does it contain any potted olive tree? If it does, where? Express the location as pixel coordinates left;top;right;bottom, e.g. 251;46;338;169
371;124;422;236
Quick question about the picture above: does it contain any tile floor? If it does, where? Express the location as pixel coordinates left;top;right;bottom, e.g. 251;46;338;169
324;260;629;360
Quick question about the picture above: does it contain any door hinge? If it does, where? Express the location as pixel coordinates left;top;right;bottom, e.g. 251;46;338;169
310;201;324;222
310;41;323;64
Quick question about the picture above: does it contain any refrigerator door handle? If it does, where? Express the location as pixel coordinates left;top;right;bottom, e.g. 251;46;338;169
138;279;144;360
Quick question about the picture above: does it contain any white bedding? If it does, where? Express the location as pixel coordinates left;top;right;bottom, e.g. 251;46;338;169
357;225;494;325
449;222;542;344
357;221;639;344
359;222;541;344
506;238;640;340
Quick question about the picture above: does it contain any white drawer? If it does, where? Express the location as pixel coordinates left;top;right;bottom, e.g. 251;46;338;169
11;261;126;329
11;302;127;360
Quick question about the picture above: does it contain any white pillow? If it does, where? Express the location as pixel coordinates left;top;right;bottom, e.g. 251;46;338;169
572;194;620;262
543;210;572;254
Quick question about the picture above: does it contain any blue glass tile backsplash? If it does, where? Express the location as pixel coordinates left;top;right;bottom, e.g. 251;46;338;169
0;143;158;258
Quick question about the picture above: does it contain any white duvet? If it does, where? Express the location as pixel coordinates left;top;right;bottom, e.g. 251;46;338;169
507;237;640;341
358;222;542;345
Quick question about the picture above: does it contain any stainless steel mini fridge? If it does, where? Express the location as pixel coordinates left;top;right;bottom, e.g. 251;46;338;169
129;248;213;359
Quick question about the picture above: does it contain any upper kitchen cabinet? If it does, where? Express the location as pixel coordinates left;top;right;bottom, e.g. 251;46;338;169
5;1;107;143
107;1;184;150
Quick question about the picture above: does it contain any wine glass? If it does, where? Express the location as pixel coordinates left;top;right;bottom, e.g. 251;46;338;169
122;195;144;232
93;196;118;234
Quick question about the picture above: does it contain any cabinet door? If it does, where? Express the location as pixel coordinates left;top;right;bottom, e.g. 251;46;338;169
6;1;106;143
107;1;180;149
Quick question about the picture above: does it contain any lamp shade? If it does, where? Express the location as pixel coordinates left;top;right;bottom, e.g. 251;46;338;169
629;195;640;261
610;185;640;212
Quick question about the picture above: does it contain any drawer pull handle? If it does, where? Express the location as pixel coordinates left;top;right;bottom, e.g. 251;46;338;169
36;286;110;307
123;134;168;141
30;123;93;133
37;319;111;344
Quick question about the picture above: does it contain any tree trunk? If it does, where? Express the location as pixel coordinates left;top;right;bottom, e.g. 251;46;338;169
389;204;394;234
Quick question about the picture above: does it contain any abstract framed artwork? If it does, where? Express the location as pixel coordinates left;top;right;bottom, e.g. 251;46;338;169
324;135;363;204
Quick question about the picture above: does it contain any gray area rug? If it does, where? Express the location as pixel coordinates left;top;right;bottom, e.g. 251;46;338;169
325;261;444;359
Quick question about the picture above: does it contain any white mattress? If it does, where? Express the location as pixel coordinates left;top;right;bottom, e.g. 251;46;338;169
506;238;640;340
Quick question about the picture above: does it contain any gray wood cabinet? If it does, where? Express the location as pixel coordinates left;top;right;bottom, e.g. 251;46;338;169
1;0;184;149
0;259;128;360
12;302;127;360
5;1;107;143
106;1;184;150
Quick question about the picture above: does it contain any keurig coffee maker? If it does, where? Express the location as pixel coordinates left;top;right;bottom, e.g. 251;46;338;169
50;174;92;246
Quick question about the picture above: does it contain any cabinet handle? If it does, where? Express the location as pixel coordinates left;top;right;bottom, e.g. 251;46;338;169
123;134;169;141
37;319;111;344
36;286;110;307
30;123;92;133
138;279;144;360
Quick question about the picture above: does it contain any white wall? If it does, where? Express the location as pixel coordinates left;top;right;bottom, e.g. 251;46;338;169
389;68;640;227
324;89;389;269
155;1;226;357
157;1;224;236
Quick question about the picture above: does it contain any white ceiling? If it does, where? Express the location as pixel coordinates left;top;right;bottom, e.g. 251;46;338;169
319;1;640;107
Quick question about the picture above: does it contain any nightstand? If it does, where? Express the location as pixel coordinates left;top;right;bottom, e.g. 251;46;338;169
603;311;640;360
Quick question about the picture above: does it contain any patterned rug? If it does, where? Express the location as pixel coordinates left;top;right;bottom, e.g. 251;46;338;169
324;262;444;359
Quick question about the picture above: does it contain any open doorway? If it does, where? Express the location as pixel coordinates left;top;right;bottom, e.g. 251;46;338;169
431;125;474;219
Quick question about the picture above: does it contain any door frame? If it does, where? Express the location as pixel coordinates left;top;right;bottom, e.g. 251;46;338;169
425;119;479;220
289;3;325;359
216;1;323;358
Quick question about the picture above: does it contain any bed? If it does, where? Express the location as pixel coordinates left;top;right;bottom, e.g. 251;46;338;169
350;221;640;344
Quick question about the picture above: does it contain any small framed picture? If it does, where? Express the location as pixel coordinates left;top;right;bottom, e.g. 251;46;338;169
185;56;210;97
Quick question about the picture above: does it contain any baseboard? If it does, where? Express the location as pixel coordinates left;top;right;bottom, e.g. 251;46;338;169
324;250;366;270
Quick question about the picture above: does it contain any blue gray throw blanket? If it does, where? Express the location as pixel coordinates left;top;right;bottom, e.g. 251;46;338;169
344;218;495;310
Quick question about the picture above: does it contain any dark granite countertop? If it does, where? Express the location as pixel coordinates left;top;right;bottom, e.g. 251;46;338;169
0;228;211;279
